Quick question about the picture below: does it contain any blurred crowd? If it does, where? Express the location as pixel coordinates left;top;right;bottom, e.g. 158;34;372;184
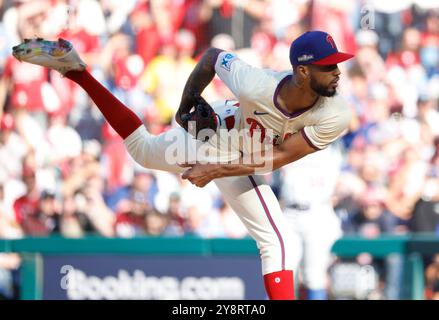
0;0;438;299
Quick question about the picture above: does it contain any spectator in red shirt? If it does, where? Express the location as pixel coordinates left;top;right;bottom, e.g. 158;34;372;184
114;194;151;238
0;4;61;132
129;2;161;67
13;166;39;226
22;189;61;237
386;27;422;69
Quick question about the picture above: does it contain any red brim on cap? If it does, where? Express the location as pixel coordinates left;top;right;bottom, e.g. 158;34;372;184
312;52;354;65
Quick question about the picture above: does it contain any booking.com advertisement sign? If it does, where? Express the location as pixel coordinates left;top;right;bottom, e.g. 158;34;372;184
42;255;266;300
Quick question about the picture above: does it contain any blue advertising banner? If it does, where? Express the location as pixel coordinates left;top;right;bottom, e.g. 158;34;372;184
42;255;266;300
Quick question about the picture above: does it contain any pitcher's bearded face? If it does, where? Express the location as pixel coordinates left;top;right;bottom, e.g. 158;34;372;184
308;64;340;97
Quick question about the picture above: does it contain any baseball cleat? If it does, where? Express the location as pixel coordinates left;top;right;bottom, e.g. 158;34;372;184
12;38;86;75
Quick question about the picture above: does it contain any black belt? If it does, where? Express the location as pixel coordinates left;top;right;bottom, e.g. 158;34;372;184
286;203;310;211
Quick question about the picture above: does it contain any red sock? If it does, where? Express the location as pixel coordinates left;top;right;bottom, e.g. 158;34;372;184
263;270;295;300
65;70;142;139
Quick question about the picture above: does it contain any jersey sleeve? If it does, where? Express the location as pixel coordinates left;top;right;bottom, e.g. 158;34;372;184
302;98;352;150
214;51;266;100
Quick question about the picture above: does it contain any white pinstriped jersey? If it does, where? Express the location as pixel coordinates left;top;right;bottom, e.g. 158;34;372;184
214;51;352;152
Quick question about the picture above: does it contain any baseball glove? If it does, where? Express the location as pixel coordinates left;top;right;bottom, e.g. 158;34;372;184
181;100;218;142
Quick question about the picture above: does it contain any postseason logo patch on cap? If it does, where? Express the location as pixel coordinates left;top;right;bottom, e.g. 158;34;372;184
297;54;314;62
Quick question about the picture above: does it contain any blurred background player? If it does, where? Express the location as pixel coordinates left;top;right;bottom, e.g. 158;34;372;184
280;142;344;300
